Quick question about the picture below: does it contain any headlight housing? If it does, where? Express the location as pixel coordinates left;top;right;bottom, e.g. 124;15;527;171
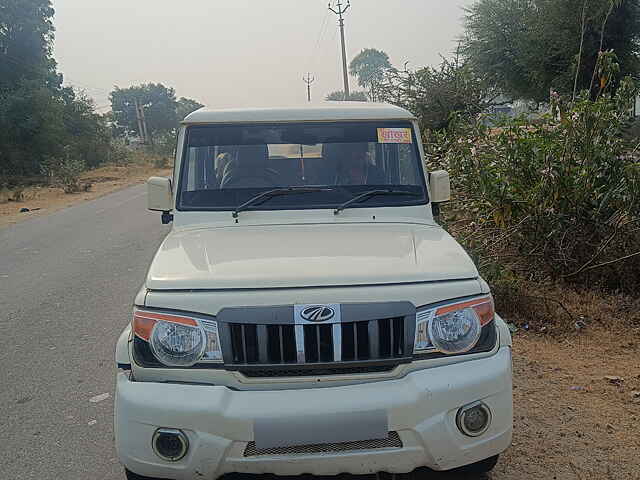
132;309;223;367
414;296;495;355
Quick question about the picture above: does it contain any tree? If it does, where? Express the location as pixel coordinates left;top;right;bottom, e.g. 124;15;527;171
176;97;204;121
462;0;640;102
349;48;392;101
110;83;179;141
0;0;110;179
0;0;59;91
378;55;500;131
325;90;369;101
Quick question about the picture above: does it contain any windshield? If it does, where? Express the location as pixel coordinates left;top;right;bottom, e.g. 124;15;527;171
177;121;428;212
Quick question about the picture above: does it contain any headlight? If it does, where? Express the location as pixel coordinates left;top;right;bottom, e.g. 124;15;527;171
414;296;495;355
132;309;223;367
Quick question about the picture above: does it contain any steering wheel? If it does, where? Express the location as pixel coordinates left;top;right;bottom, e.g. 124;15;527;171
220;172;277;189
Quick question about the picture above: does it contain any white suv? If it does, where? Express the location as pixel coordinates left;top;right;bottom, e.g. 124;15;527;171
115;102;513;480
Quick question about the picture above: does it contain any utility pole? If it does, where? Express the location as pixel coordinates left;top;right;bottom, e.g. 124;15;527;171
303;72;315;102
139;103;152;146
134;99;146;144
329;0;351;100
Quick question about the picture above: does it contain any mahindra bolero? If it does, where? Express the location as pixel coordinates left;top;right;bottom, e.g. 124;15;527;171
115;103;513;480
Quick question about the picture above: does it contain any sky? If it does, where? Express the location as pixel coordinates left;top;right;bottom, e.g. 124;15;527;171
52;0;474;111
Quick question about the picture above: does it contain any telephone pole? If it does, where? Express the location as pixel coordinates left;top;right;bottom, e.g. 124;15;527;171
303;72;315;102
134;99;146;144
139;103;151;146
329;0;351;100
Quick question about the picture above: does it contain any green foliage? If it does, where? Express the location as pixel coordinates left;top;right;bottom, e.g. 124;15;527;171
429;78;640;291
0;0;113;178
176;97;204;122
348;48;392;101
379;55;499;131
153;130;178;156
110;83;178;139
109;142;133;166
462;0;640;102
42;147;85;193
0;0;58;91
325;90;369;101
110;85;203;146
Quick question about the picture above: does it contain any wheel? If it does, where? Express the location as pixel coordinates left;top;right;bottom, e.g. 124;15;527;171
451;454;499;475
125;468;162;480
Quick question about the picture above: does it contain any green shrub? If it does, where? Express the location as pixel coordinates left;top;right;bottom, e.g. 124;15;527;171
42;148;85;194
429;77;640;292
109;142;133;166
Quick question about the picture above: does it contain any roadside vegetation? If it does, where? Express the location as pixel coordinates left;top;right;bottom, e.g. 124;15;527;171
337;0;640;333
0;1;201;204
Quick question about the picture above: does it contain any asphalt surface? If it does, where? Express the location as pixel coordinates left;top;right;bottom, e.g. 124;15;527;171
0;184;169;480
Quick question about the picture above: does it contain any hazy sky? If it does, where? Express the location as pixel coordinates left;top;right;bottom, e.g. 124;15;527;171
52;0;474;111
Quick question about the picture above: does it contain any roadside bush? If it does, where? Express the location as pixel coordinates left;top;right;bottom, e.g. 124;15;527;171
42;149;85;193
428;77;640;293
152;155;170;169
109;142;133;166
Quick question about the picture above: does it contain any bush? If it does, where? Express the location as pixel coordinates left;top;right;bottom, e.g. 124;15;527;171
109;142;133;166
429;77;640;292
42;148;85;194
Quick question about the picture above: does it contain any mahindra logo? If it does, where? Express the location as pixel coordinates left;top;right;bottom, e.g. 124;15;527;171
301;305;335;322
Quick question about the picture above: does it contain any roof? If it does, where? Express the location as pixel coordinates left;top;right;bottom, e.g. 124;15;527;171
182;102;416;125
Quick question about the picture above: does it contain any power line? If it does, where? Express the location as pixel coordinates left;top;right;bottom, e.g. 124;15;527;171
307;8;331;71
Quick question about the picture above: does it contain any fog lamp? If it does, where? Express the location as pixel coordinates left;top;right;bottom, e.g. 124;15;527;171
152;428;189;461
456;401;491;437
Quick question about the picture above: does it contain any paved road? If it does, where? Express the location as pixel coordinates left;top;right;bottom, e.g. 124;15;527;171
0;185;484;480
0;185;169;480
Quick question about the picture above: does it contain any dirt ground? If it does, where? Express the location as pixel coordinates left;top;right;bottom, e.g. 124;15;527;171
0;164;172;227
489;328;640;480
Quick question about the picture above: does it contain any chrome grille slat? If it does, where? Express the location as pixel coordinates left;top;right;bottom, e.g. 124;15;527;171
353;321;359;359
316;324;321;360
244;431;403;457
332;323;342;362
228;314;410;374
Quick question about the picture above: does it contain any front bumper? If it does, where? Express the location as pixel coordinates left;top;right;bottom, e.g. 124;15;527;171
115;347;512;480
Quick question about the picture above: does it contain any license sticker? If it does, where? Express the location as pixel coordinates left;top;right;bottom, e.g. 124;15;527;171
377;128;412;144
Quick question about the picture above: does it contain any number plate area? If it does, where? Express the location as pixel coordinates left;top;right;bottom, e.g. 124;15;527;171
253;410;388;449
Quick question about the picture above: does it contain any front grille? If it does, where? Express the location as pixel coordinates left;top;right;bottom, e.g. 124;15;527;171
239;364;396;378
228;317;408;367
243;431;403;457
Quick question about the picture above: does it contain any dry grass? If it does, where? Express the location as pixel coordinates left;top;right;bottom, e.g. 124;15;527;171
493;280;640;335
442;200;640;335
0;162;172;227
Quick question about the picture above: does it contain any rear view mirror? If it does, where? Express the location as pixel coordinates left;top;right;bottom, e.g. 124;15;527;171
429;170;451;203
147;176;173;212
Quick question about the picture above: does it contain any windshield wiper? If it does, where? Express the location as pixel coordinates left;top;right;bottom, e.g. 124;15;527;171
334;189;421;215
233;187;335;218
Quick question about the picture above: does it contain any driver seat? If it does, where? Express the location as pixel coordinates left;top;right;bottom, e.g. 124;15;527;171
220;145;278;188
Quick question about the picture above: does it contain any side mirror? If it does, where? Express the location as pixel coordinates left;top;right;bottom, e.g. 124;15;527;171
429;170;451;203
429;170;450;219
147;177;173;223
